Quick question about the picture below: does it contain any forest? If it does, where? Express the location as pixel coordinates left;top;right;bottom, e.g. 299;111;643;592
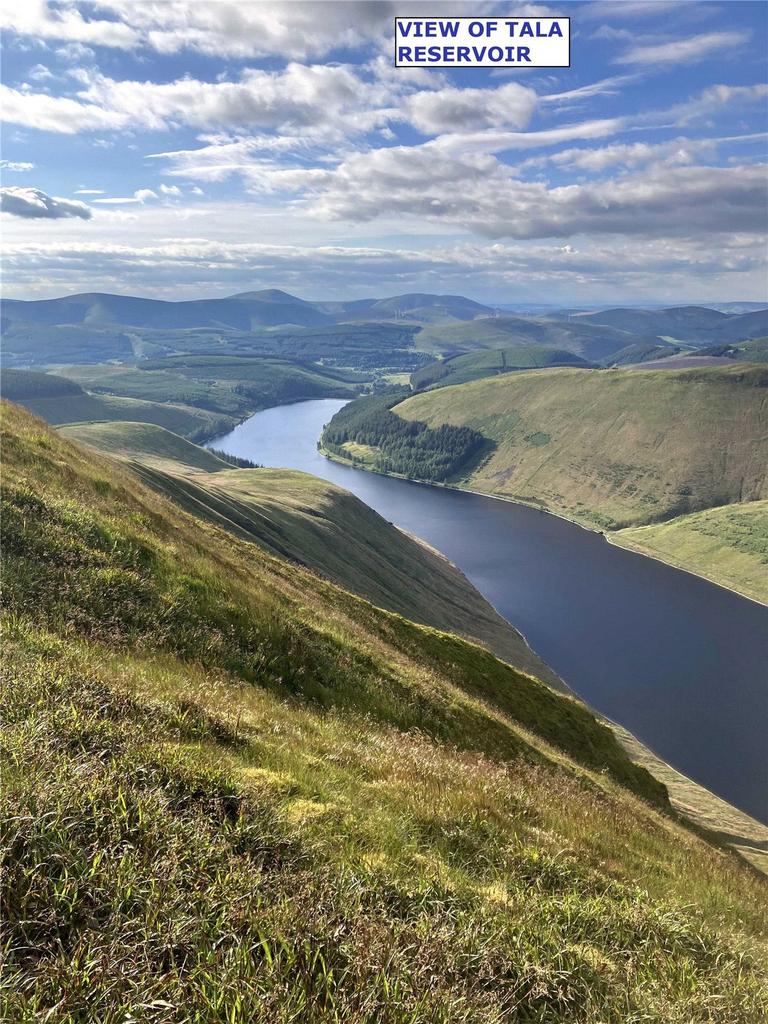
322;389;490;481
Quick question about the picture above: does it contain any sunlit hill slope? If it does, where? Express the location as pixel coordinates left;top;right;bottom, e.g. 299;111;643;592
3;401;768;1021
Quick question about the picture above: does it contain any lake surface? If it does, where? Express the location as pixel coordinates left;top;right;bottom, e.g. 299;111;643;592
210;399;768;823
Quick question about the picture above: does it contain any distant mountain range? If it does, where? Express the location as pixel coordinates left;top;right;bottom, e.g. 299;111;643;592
1;288;489;331
2;288;766;369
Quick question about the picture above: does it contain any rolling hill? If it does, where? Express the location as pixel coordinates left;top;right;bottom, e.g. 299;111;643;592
3;400;767;1020
392;365;768;531
2;362;359;439
57;420;561;687
1;368;236;440
4;289;764;370
560;305;768;345
321;365;768;599
411;346;592;390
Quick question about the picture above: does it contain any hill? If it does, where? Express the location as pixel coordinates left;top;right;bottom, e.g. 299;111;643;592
411;346;591;390
695;336;768;363
0;289;490;334
563;305;768;345
614;500;768;605
3;401;767;1020
412;314;637;363
58;356;361;416
1;369;235;441
391;365;768;531
58;421;561;686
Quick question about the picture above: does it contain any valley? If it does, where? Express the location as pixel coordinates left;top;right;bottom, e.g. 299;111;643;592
3;401;768;1020
3;287;768;1018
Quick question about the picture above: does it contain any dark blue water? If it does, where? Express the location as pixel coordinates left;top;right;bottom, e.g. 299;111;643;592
210;399;768;823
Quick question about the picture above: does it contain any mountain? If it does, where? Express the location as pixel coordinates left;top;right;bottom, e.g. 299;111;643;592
0;289;492;334
1;289;333;330
4;400;767;1019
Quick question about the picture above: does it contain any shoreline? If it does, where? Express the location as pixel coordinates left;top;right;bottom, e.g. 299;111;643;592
319;444;767;609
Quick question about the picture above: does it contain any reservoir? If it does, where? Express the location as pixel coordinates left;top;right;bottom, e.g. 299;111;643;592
210;398;768;824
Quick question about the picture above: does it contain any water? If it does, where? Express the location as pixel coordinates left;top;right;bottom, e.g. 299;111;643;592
209;399;768;823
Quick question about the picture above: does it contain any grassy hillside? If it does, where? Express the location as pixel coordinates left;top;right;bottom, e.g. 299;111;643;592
58;421;560;686
59;420;233;472
412;346;591;390
3;401;768;1020
393;365;768;531
614;500;768;604
413;316;640;364
59;356;360;417
3;368;236;441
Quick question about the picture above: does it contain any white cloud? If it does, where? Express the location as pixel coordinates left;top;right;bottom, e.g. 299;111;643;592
28;63;54;82
2;64;400;138
0;0;139;49
0;160;35;171
92;188;158;205
294;143;768;241
583;1;699;20
74;188;106;195
2;233;764;304
94;1;392;59
661;83;768;126
616;30;749;67
541;74;638;104
0;83;128;133
160;183;182;196
525;137;716;172
0;186;92;219
407;82;537;134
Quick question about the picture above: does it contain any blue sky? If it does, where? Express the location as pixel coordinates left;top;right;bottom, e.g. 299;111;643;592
1;0;766;303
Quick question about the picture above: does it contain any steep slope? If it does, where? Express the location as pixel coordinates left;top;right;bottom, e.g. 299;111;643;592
393;365;768;530
58;421;561;687
3;401;768;1021
614;500;768;605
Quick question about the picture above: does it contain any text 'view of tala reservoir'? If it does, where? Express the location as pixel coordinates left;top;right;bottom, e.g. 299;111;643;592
210;397;768;826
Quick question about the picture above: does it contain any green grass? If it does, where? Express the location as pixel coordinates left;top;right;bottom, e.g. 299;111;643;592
3;402;768;1021
59;421;233;472
411;347;589;390
614;500;768;604
53;421;562;687
1;368;85;400
8;389;235;442
394;365;768;530
59;356;361;418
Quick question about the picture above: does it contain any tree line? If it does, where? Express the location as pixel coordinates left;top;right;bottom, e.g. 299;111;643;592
322;390;489;481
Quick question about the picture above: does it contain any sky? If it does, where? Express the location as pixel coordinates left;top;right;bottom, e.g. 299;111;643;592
1;0;767;304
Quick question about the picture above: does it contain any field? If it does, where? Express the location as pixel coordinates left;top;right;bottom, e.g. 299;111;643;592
614;500;768;604
394;365;768;530
3;401;768;1021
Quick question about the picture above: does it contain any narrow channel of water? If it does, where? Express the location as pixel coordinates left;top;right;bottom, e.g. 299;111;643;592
209;398;768;823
